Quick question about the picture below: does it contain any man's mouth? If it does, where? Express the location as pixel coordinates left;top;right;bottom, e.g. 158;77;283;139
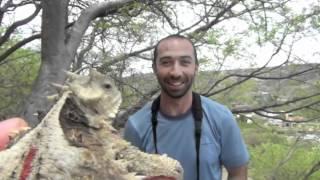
169;81;183;86
166;80;184;89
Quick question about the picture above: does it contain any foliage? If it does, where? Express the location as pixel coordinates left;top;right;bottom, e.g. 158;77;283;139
241;123;320;180
119;73;157;108
214;78;258;108
0;47;40;118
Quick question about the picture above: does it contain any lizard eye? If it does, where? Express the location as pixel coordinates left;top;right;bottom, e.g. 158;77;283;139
103;84;112;89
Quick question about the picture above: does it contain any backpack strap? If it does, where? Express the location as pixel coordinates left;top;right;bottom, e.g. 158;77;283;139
151;92;203;180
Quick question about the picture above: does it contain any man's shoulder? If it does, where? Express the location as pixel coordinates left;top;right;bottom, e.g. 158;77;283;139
200;95;230;112
128;102;152;125
199;95;235;125
131;102;151;116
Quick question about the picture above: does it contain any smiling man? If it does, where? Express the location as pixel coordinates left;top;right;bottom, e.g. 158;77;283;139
124;34;249;180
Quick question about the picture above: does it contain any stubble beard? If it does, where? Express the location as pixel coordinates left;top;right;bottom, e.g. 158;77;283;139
157;74;195;99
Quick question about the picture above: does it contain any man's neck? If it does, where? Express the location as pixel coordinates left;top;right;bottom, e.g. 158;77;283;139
159;91;193;117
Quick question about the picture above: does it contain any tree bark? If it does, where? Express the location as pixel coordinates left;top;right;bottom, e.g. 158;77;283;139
20;0;71;127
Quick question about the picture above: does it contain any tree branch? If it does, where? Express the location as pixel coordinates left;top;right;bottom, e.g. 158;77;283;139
303;161;320;180
66;0;137;63
0;3;41;46
191;0;240;35
0;33;41;65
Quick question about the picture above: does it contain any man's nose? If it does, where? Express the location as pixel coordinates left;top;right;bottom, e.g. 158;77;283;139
169;62;182;78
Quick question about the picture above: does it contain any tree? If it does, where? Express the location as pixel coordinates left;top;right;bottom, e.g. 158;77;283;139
0;0;319;128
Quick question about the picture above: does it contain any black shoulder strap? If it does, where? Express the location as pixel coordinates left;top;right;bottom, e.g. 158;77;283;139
151;92;203;180
192;92;202;180
151;95;161;154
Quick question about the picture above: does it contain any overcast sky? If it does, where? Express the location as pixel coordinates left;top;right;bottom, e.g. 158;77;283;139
5;0;320;74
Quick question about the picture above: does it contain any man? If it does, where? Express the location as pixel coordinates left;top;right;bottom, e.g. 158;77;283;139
124;34;249;180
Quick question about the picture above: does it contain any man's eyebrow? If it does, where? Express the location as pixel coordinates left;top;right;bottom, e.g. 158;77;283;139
158;55;193;61
159;56;172;60
180;55;192;59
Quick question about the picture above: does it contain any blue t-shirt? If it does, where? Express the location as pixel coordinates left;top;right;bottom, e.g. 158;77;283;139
124;96;249;180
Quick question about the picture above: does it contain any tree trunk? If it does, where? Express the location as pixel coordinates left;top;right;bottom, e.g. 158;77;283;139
21;0;71;127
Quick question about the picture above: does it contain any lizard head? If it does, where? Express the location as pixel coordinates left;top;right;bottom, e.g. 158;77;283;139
66;69;122;120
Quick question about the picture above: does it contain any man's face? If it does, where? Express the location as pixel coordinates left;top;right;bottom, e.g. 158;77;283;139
153;38;198;99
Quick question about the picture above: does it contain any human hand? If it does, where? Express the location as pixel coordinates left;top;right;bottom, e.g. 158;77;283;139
0;117;30;150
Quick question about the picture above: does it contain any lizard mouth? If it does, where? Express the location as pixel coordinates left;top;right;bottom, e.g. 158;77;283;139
59;97;103;148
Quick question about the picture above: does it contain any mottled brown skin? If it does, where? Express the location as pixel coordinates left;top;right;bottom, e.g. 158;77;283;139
0;69;183;180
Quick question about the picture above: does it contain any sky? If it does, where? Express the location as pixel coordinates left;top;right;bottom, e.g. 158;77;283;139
129;0;320;73
4;0;320;74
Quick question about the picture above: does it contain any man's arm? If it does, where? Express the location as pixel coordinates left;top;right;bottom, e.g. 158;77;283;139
226;164;248;180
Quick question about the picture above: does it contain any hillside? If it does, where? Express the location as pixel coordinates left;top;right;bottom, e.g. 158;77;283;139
120;63;319;118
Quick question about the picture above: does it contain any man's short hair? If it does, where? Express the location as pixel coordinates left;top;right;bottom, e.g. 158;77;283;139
152;34;198;66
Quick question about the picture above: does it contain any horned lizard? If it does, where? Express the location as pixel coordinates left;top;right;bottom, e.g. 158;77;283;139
0;69;183;180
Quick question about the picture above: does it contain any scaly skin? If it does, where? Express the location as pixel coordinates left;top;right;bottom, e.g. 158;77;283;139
0;69;183;180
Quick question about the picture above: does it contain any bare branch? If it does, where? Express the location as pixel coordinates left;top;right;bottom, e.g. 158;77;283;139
232;92;320;122
302;161;320;180
100;45;155;68
0;33;41;64
202;23;290;97
191;1;240;35
113;87;159;129
73;24;99;71
66;0;161;63
0;0;13;23
150;2;178;30
270;137;301;179
0;3;41;46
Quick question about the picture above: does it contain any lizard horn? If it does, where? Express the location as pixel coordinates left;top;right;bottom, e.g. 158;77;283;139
65;71;81;80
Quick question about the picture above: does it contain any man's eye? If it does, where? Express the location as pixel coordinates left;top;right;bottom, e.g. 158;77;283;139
160;61;170;65
181;60;191;65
